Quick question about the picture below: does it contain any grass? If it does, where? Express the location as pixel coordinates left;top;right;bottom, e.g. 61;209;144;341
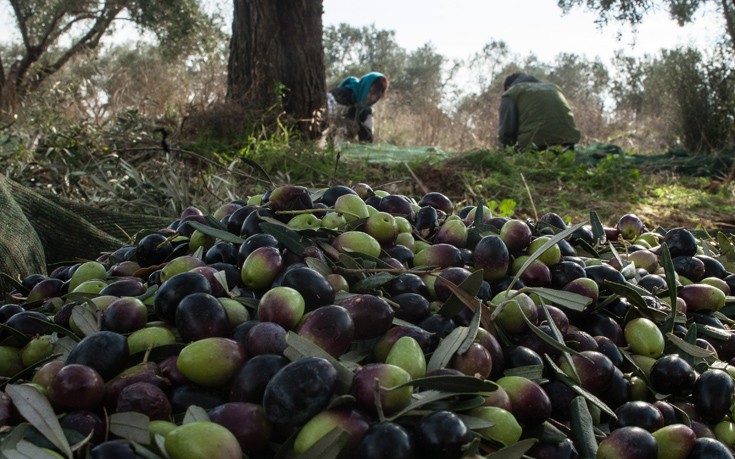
3;123;735;232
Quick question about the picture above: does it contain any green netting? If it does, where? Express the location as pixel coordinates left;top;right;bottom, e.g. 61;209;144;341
576;143;735;177
339;143;450;164
0;173;173;287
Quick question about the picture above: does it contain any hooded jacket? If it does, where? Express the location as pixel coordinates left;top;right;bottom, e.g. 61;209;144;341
498;74;580;150
328;72;387;142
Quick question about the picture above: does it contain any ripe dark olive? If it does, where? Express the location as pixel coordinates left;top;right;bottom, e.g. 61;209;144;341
419;313;456;350
472;235;510;282
434;267;472;302
672;255;705;282
204;242;239;265
246;321;288;356
550;260;586;289
136;233;173;267
262;357;337;426
90;439;146;459
585;264;626;295
66;331;129;381
378;194;415;219
543;379;577;422
695;254;728;279
418;191;453;214
504;345;543;369
414;205;439;239
154;271;212;324
692;369;735;423
339;294;394;340
47;364;105;411
170;384;228;415
610;401;665;432
637;273;668;293
229;354;290;404
414;410;472;459
386;273;430;299
688;437;735;459
238;233;281;266
648;354;697;396
355;421;415;459
208;402;273;454
115;381;171;421
60;410;106;445
279;267;334;311
391;292;431;324
597;426;658;459
661;227;698;258
175;292;231;342
296;305;355;358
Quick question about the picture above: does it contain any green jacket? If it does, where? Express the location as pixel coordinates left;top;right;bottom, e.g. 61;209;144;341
498;76;580;149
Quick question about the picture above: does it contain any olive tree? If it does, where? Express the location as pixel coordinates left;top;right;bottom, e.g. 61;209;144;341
0;0;219;118
557;0;735;54
227;0;326;137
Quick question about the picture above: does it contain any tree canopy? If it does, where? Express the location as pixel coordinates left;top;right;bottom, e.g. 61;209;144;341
0;0;222;116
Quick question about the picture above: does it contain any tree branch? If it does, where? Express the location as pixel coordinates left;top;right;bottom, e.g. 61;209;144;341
27;3;130;93
722;0;735;55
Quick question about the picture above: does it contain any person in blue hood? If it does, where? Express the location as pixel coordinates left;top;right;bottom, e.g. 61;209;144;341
326;72;389;143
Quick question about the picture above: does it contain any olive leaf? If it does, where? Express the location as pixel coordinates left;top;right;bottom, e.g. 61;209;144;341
485;438;538;459
502;364;545;380
304;256;332;276
350;272;396;293
426;326;470;372
458;300;483;354
284;332;354;393
109;412;150;445
570;396;598;459
661;243;679;330
296;426;352;459
507;222;586;293
383;390;472;422
238;156;273;185
0;324;31;346
545;357;617;419
390;374;498;393
260;222;310;256
695;323;731;341
187;221;245;245
5;384;73;458
436;269;484;318
3;440;65;459
666;332;717;359
589;210;606;246
522;287;592;313
182;405;210;424
70;302;100;337
522;312;585;360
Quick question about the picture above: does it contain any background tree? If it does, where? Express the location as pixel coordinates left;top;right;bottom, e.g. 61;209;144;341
557;0;735;55
227;0;326;137
0;0;219;118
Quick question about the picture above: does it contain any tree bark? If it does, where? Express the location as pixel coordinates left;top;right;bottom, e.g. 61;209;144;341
227;0;326;137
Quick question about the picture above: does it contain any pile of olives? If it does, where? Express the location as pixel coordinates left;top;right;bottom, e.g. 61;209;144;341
2;182;735;459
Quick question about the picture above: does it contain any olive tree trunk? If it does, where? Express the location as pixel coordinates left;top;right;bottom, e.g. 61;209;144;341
227;0;326;137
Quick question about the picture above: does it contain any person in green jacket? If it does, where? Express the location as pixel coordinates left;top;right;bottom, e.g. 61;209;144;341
498;72;580;151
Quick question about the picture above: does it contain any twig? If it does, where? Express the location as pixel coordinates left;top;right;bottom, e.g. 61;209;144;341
403;161;429;195
520;173;538;221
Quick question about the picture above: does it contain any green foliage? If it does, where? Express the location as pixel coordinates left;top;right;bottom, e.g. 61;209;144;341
613;46;735;152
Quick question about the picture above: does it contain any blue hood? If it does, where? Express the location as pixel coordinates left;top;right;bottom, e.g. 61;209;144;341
338;72;386;107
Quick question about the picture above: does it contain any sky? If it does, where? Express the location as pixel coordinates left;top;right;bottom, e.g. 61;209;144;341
0;1;721;66
321;0;721;64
